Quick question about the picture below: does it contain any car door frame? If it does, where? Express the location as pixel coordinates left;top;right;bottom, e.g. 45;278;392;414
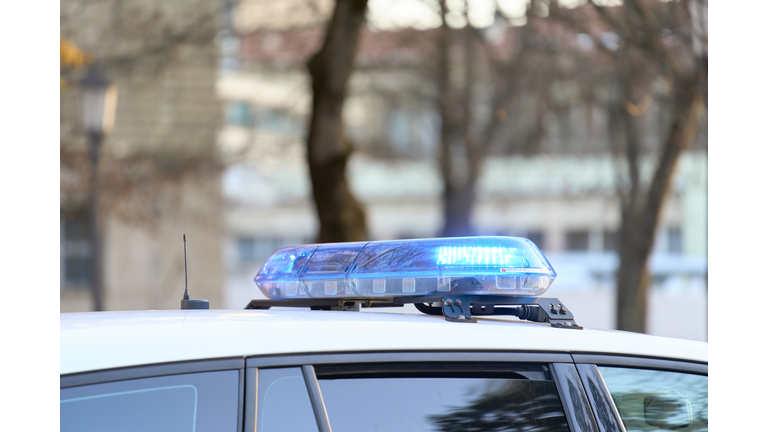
58;351;707;432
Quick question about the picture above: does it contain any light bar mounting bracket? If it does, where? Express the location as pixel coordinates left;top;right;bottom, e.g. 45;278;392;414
245;294;581;329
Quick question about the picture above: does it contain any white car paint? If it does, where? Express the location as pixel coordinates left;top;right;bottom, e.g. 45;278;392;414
61;309;707;376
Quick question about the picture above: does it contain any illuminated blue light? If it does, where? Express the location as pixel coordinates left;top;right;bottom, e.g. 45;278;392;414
437;246;523;267
254;236;556;300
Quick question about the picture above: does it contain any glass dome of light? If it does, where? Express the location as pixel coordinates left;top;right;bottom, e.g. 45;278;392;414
254;236;556;300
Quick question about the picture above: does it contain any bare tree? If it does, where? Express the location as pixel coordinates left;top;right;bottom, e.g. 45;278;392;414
435;0;532;237
306;0;369;242
590;0;705;333
547;0;707;332
411;0;707;334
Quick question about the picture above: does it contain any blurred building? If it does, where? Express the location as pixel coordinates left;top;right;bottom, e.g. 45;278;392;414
60;0;225;311
57;0;707;341
216;10;707;341
222;151;707;340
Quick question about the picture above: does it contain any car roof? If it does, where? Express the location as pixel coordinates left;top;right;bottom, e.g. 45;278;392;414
60;309;708;376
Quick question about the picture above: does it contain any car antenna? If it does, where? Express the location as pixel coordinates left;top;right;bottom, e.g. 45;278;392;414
180;234;210;310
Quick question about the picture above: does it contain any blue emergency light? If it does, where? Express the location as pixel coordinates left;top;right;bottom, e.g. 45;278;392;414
254;236;556;300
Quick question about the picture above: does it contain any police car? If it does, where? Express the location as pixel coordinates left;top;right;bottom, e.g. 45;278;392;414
60;236;708;432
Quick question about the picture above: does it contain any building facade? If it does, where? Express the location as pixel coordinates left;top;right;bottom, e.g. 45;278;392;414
216;12;707;340
60;0;225;311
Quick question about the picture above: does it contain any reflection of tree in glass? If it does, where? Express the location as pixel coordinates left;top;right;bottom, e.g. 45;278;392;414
357;245;411;269
585;374;623;431
563;367;593;432
428;381;569;432
599;367;708;431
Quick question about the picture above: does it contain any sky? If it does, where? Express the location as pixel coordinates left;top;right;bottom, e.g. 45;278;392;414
366;0;620;30
367;0;530;29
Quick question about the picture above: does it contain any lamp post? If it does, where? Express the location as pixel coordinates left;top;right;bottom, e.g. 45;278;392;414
79;66;118;312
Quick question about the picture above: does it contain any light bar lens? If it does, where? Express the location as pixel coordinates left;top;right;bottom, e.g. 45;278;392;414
254;236;556;299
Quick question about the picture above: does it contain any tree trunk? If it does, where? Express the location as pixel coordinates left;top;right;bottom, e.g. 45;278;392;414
615;207;654;333
614;84;704;332
436;0;481;238
306;0;368;243
441;174;478;237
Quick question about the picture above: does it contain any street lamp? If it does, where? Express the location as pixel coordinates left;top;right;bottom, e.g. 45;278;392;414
79;66;118;312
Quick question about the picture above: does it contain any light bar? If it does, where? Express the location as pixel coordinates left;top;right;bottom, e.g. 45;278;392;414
254;236;556;300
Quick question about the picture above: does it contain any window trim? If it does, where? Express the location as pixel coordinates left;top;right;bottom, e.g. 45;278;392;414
246;350;573;368
570;353;708;375
60;358;245;388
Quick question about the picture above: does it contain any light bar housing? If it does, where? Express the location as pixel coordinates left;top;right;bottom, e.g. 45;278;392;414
254;236;556;300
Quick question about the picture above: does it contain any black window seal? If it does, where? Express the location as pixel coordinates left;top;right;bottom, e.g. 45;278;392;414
246;350;573;368
570;353;708;375
311;361;548;380
60;357;245;388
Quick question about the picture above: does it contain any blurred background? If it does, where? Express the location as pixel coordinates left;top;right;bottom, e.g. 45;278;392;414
60;0;708;341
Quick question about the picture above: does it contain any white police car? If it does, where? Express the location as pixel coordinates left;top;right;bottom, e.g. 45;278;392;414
60;237;708;432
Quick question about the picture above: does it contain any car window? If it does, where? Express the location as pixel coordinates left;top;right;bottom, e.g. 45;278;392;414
60;370;239;432
598;367;708;431
318;376;569;432
257;367;319;432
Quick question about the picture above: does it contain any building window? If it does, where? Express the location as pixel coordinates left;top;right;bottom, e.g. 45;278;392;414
61;209;92;289
603;230;618;252
565;230;589;251
251;106;304;135
225;101;252;126
668;227;682;254
236;236;309;264
385;108;439;157
237;237;257;263
525;231;545;250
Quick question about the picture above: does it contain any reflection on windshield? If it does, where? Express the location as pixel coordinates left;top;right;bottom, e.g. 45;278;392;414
319;377;569;432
